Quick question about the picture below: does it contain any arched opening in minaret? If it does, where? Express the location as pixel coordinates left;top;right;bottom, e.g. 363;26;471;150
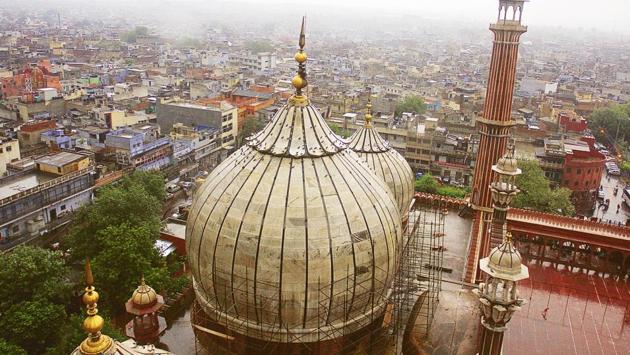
498;4;507;22
505;5;514;21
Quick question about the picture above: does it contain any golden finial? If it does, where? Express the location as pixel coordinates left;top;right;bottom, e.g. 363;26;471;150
85;257;94;286
298;16;306;50
504;231;513;244
292;16;308;96
79;258;114;355
364;95;373;128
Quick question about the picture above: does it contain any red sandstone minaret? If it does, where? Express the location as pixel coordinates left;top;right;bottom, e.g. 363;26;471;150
464;0;528;284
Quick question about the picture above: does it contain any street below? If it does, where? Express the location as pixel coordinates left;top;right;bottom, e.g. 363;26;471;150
590;172;629;225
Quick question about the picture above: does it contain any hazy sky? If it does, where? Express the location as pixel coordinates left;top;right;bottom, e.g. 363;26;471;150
4;0;630;36
262;0;630;34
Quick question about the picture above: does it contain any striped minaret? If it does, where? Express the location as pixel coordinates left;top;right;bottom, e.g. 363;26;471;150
464;0;528;284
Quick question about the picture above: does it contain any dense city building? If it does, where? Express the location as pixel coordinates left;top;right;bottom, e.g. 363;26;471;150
0;151;94;246
537;136;606;213
0;1;628;354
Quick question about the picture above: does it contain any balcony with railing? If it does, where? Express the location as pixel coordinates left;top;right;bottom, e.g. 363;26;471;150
130;137;172;158
432;147;469;158
538;160;564;170
0;167;94;208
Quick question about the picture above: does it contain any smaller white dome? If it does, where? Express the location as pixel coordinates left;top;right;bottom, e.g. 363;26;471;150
480;232;529;281
347;103;415;218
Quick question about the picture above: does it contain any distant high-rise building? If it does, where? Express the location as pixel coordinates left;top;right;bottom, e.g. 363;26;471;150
465;0;528;284
229;52;277;72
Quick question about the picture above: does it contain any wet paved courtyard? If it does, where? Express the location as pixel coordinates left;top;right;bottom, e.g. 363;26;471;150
505;263;630;355
159;308;197;354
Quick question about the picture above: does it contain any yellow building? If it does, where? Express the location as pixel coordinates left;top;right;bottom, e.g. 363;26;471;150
0;139;21;176
105;110;151;129
35;152;90;175
49;39;66;56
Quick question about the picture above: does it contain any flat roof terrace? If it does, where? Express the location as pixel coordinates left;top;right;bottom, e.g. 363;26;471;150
0;172;55;200
35;152;86;168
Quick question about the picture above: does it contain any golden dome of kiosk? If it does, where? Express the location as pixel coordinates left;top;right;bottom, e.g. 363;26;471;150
186;18;402;344
347;98;415;219
130;278;158;308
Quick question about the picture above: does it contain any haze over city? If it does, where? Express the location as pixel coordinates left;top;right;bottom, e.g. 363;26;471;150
2;0;630;37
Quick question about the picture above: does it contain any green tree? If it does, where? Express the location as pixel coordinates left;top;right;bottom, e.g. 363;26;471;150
121;26;149;43
0;339;27;355
44;314;85;355
0;246;70;312
118;171;166;202
436;185;469;198
177;37;203;48
64;171;169;311
0;300;66;354
329;123;351;138
91;223;167;308
66;172;164;262
589;103;630;144
135;26;148;36
512;160;576;216
415;174;438;194
245;40;274;53
241;117;266;140
395;95;426;116
621;161;630;176
45;313;126;355
0;246;73;354
121;31;137;43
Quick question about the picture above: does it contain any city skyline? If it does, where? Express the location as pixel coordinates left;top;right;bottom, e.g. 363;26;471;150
2;0;630;36
0;1;628;354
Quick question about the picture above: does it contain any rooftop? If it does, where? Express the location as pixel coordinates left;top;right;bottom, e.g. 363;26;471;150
35;152;87;168
232;89;273;100
81;126;110;134
165;101;226;112
20;120;57;132
163;220;186;239
564;140;591;153
0;172;54;200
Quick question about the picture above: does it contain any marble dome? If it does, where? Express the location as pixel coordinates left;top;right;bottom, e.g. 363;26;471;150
480;232;529;282
186;94;402;341
347;100;415;219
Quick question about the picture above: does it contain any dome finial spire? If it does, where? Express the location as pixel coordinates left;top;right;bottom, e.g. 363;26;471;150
364;93;373;128
79;258;115;355
291;16;308;96
299;15;306;50
504;231;513;244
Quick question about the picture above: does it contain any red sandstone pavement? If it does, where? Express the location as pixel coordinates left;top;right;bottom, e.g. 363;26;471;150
504;262;630;355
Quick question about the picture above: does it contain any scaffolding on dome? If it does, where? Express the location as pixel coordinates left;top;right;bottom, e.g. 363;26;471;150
190;199;445;355
391;202;446;354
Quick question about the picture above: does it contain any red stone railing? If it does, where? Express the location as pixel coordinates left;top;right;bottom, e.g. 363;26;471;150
413;192;630;240
507;208;630;239
413;192;468;209
94;170;123;188
93;167;134;188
